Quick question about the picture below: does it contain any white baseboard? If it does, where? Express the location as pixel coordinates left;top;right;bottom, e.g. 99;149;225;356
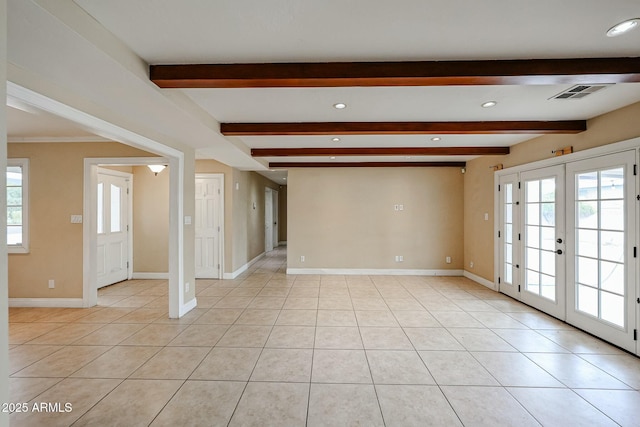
9;298;84;308
178;297;197;318
223;252;266;279
278;241;287;246
463;270;496;290
286;268;464;276
132;272;169;280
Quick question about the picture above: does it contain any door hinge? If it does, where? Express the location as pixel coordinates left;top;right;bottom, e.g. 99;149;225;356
518;285;521;292
126;261;129;268
126;225;129;232
637;297;640;304
217;226;220;232
498;230;501;238
498;277;501;284
518;233;521;241
637;195;640;201
518;182;521;189
218;188;221;195
498;184;501;191
634;164;638;176
217;264;220;270
127;187;130;194
634;329;637;341
634;247;637;258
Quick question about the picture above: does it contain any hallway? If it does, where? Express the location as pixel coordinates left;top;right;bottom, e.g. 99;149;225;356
7;247;640;425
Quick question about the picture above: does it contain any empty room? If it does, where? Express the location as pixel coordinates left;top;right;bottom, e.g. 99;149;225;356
2;1;640;426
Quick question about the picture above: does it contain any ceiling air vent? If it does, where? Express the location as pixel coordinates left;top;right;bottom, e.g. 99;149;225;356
550;84;613;100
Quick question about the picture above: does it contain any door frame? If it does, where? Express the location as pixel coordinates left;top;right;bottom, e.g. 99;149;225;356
96;167;133;287
195;173;225;279
495;135;640;354
10;82;189;318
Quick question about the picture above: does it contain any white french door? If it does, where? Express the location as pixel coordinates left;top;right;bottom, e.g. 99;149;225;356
195;175;223;279
520;165;566;319
498;173;520;300
97;169;131;288
566;151;637;352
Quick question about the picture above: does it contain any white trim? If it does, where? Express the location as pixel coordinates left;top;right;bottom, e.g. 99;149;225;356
463;270;496;290
286;268;464;276
195;173;225;280
132;272;169;280
223;252;266;279
8;136;110;143
179;297;197;317
9;298;84;308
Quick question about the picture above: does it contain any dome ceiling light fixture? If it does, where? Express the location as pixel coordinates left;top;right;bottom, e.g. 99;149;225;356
606;18;640;37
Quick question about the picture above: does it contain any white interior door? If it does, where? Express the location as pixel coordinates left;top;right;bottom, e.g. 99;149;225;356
498;173;520;299
520;165;566;320
265;188;273;252
195;176;223;279
97;169;130;288
566;151;637;352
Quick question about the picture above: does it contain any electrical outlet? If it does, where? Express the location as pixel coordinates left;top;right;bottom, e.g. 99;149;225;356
48;279;55;289
300;255;305;262
470;261;474;268
185;282;190;292
395;255;404;262
446;256;452;264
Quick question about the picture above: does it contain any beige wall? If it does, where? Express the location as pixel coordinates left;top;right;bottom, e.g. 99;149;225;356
464;100;640;282
8;142;156;299
231;170;280;272
288;167;464;270
132;165;169;273
1;0;9;418
278;185;287;243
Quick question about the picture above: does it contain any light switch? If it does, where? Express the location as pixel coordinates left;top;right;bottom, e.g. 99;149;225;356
71;215;83;224
484;213;489;221
184;216;192;225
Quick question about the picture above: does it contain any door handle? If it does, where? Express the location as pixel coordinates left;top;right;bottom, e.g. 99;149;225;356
556;249;563;255
556;238;563;244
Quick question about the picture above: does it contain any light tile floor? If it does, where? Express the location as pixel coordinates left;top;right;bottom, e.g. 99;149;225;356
7;247;640;426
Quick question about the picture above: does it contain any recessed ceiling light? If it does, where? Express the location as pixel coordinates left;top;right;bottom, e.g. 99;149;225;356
607;18;640;37
431;137;441;142
405;156;412;159
333;103;347;109
481;101;497;108
330;156;336;160
332;137;341;142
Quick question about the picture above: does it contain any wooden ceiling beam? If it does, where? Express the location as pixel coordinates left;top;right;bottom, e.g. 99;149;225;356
222;121;585;136
151;57;640;88
270;162;467;168
252;147;509;157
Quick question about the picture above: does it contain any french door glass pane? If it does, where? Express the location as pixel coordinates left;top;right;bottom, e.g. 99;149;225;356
524;177;557;301
574;168;625;327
